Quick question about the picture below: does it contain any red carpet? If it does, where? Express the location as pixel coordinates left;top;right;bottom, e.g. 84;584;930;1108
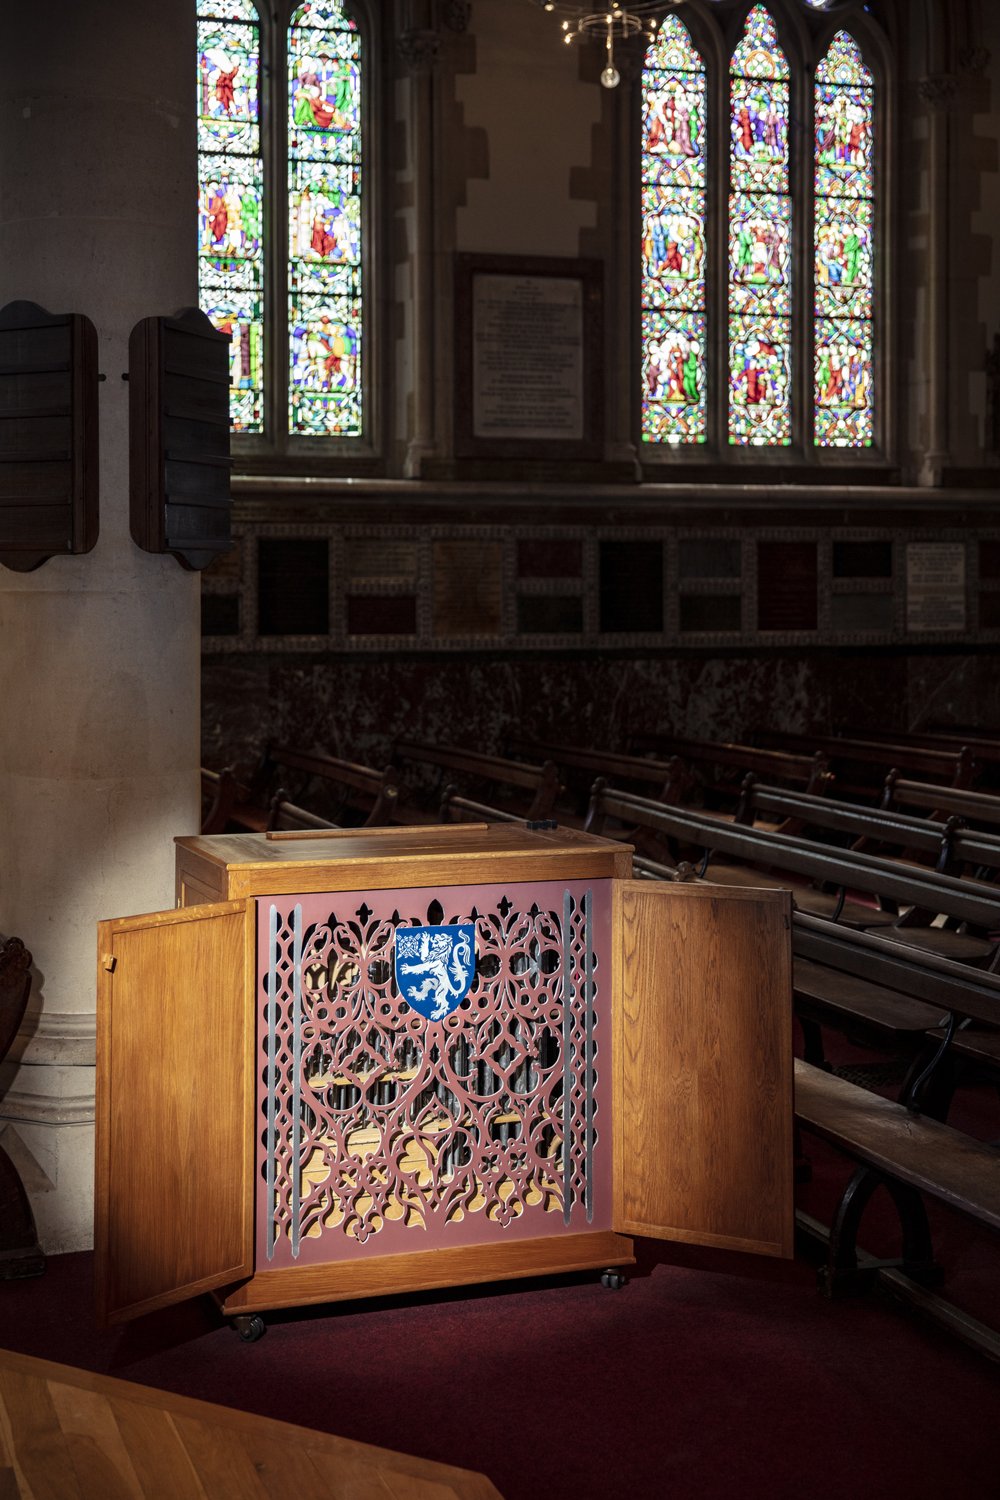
3;1234;1000;1500
4;1031;1000;1498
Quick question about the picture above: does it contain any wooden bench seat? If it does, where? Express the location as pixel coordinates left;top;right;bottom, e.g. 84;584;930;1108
791;914;1000;1101
792;956;950;1057
437;786;525;825
204;746;400;834
391;740;561;822
795;1058;1000;1233
756;730;977;797
881;772;1000;835
794;1057;1000;1302
588;783;1000;963
630;732;832;800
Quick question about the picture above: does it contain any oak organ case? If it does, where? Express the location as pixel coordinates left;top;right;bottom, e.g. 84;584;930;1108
95;826;793;1328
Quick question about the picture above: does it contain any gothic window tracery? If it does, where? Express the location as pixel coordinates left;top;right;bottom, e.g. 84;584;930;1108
638;0;885;462
197;0;371;454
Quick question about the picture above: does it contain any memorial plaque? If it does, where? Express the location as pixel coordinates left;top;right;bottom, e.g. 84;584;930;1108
906;542;966;633
455;254;603;461
346;537;419;582
432;539;503;636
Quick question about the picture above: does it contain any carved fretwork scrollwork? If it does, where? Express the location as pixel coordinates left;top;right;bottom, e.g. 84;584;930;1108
262;887;601;1260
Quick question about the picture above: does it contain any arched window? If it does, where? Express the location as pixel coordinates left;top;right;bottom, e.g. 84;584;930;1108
197;0;372;456
638;0;884;464
287;2;363;438
728;5;791;447
197;0;264;434
813;30;875;447
640;16;708;445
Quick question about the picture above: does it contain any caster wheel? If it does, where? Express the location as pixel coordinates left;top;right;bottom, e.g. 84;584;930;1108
232;1314;266;1342
600;1268;626;1290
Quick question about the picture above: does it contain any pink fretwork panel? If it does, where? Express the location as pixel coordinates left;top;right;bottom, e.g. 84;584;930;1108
256;880;612;1266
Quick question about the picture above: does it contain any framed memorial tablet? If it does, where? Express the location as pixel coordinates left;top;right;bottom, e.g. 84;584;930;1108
454;254;604;462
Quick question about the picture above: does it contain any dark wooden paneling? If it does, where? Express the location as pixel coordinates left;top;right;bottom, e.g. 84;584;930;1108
129;307;232;571
0;300;98;571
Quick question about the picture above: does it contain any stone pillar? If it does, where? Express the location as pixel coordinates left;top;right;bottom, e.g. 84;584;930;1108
916;72;958;486
0;2;201;1252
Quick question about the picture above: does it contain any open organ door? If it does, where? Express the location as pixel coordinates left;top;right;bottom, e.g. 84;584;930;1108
95;900;255;1324
613;881;794;1259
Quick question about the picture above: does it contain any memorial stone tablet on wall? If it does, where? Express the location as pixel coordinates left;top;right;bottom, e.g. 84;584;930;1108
0;300;99;572
129;307;232;571
906;542;966;633
455;254;603;462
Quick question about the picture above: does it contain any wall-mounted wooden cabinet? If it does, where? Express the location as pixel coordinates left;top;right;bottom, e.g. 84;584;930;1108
96;825;793;1331
128;306;232;571
0;300;98;572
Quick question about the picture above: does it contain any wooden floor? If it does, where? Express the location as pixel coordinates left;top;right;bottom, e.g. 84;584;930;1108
0;1348;504;1499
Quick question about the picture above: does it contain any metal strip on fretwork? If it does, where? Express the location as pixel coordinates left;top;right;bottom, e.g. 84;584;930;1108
583;888;594;1222
291;902;303;1259
562;888;573;1224
265;902;279;1261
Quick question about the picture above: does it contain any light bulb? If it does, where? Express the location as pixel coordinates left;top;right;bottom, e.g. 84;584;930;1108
601;64;621;87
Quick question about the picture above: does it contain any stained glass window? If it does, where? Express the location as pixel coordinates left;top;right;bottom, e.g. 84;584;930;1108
288;1;363;438
197;0;264;434
640;16;707;446
728;6;791;447
814;31;875;447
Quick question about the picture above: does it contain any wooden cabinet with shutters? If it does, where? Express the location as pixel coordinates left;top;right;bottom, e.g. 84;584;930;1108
96;825;793;1331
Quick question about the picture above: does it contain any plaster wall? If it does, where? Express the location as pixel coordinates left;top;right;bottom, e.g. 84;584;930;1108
0;0;201;1251
454;0;602;257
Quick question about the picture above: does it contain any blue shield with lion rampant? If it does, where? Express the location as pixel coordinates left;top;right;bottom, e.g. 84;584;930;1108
394;924;476;1021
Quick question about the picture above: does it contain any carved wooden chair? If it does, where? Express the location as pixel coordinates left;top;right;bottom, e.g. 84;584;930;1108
0;936;44;1277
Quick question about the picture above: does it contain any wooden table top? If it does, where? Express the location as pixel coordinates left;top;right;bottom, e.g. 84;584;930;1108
0;1347;504;1499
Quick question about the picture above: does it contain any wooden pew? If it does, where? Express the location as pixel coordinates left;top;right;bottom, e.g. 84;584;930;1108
509;733;830;818
733;776;1000;879
390;740;561;822
586;781;1000;962
437;784;525;825
265;793;339;833
791;911;1000;1094
789;927;1000;1351
880;771;1000;835
505;737;711;824
201;765;244;834
794;1056;1000;1341
629;732;832;801
839;725;1000;787
206;746;400;833
754;729;977;796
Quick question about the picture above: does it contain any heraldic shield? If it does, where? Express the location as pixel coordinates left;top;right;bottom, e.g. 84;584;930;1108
394;924;476;1021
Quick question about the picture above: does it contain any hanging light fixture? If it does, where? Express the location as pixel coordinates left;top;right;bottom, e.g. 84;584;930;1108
528;2;687;89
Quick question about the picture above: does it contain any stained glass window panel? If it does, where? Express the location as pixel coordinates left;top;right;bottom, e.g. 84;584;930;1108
640;17;707;445
814;31;874;446
728;7;791;446
730;315;791;446
197;0;264;433
288;0;363;438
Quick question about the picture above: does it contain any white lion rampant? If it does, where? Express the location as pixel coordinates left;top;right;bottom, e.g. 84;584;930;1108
397;928;473;1019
